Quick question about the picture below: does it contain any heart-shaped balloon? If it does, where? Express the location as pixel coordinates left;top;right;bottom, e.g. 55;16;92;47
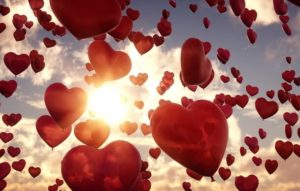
150;100;228;177
61;140;141;191
88;40;132;82
255;97;278;119
50;0;122;39
36;115;72;148
0;80;17;98
74;119;110;148
44;83;87;128
0;162;11;179
4;52;30;76
181;38;212;85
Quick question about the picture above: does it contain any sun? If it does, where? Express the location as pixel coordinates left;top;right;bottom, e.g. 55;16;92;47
87;85;128;126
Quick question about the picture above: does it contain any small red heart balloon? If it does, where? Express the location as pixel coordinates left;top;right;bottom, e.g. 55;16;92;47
61;140;141;191
50;0;122;39
28;166;41;178
0;132;14;143
12;159;26;172
151;100;228;177
44;83;87;128
88;40;132;81
0;80;17;98
74;119;110;148
181;38;212;85
218;167;231;181
36;115;72;148
108;16;133;40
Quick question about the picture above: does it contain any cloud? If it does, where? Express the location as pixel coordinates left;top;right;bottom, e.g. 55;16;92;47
245;0;279;26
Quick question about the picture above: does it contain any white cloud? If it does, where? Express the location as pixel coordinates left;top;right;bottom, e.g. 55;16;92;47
245;0;279;26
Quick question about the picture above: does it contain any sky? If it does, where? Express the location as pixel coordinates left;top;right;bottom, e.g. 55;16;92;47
0;0;300;190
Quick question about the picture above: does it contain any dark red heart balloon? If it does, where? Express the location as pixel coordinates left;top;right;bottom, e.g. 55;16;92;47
108;16;133;40
7;146;21;157
230;0;245;16
218;167;231;181
0;162;11;179
2;113;22;127
0;132;14;143
265;159;278;174
61;140;141;191
255;98;278;119
50;0;122;39
0;80;17;98
181;38;212;85
275;140;293;160
88;40;132;81
36;115;72;148
44;83;87;128
12;159;26;172
4;52;30;76
150;100;228;177
235;175;259;191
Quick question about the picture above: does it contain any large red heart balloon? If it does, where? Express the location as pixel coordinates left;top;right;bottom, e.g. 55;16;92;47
181;38;212;85
61;140;141;191
74;119;110;148
88;40;132;82
150;100;228;177
36;115;72;148
44;83;87;128
50;0;122;39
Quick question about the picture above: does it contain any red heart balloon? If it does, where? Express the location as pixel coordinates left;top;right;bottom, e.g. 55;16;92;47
273;0;288;15
0;180;7;190
12;159;26;172
61;140;141;191
50;0;122;39
230;0;245;16
0;132;14;143
74;119;110;148
226;154;235;166
149;147;161;159
7;146;21;157
275;140;293;160
240;8;257;28
28;166;41;178
235;175;259;191
246;85;259;96
2;113;22;127
218;167;231;181
252;156;262;166
181;38;212;85
255;97;279;119
0;162;11;179
150;100;228;177
30;50;45;73
264;159;278;174
247;28;257;44
157;18;172;37
133;33;154;55
217;48;230;64
108;16;133;40
0;80;17;98
283;112;298;126
88;40;132;82
44;83;87;128
126;8;140;21
36;115;72;148
4;52;30;76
